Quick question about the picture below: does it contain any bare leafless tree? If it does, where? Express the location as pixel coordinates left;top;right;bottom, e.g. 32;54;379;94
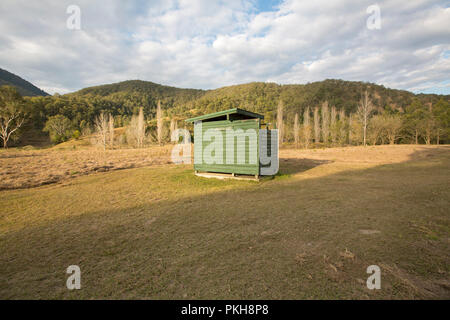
321;101;330;144
169;117;179;144
357;90;375;146
170;118;175;143
127;116;138;147
94;112;109;151
126;107;146;148
156;100;163;145
348;113;353;144
108;114;114;148
302;107;312;149
0;114;24;148
293;113;299;148
276;99;284;145
313;106;320;144
137;107;146;148
330;105;337;144
0;86;26;148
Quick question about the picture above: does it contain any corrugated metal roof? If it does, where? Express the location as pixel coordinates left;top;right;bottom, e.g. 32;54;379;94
185;108;264;122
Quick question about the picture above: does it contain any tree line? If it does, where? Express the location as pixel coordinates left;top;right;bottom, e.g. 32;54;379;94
277;91;449;147
0;79;449;148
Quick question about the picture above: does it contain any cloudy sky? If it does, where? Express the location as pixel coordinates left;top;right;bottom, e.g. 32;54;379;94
0;0;449;94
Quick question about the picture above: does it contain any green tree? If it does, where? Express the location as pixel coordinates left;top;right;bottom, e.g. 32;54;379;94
405;99;427;144
433;98;450;144
383;114;403;144
43;115;72;143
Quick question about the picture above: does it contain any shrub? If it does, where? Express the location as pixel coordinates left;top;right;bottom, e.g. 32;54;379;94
72;130;81;140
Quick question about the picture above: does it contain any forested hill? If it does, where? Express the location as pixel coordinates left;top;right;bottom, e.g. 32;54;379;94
72;79;204;100
69;80;204;113
21;78;448;136
0;68;48;97
67;79;448;123
182;79;448;122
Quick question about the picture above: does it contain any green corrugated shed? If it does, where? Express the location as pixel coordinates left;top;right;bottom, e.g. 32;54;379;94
186;108;264;176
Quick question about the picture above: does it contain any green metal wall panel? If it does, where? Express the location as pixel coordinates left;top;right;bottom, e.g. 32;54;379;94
194;119;260;175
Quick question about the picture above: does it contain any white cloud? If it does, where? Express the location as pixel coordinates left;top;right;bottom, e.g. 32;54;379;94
0;0;448;94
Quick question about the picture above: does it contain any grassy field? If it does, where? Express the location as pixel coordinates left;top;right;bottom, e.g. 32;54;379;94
0;142;172;190
0;145;449;299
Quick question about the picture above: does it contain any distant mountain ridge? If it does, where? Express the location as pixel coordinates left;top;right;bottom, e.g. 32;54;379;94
75;79;204;97
0;68;49;96
67;79;449;122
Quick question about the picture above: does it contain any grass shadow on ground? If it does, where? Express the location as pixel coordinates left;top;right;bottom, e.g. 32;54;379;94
278;158;332;176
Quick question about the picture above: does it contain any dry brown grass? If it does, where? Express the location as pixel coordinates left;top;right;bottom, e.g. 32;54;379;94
0;144;172;190
1;143;430;191
282;144;438;164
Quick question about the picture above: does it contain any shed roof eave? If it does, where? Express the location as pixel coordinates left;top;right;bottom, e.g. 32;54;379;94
185;108;264;122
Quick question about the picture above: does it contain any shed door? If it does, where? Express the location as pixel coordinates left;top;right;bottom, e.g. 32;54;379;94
194;119;259;175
